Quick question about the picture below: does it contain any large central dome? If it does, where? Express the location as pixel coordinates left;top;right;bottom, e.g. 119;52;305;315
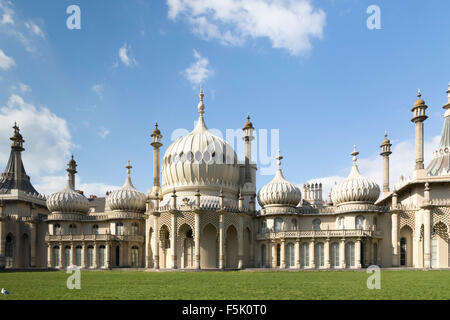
161;90;240;195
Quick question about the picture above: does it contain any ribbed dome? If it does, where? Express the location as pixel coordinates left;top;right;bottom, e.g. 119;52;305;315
161;90;240;194
106;162;146;212
331;147;380;206
257;152;301;208
47;181;89;214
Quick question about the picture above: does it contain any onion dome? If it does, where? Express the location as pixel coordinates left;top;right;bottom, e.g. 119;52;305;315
161;89;240;194
46;156;89;214
106;161;146;212
414;89;426;107
257;151;302;208
243;114;254;130
331;146;380;206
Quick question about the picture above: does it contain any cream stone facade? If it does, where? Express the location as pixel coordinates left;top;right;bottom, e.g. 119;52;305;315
1;85;450;270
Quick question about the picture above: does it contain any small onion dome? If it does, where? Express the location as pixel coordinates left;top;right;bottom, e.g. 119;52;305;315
381;131;391;146
46;181;89;214
152;122;161;136
107;161;146;212
413;89;427;109
243;114;254;130
331;146;380;206
257;151;301;208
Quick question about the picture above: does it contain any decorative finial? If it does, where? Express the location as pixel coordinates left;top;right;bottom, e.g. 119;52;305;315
126;160;132;176
351;145;359;164
447;82;450;102
276;150;283;170
384;130;388;138
155;121;158;129
198;86;205;116
418;88;421;98
247;113;250;122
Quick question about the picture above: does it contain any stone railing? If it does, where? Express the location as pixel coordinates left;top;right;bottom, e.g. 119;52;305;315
45;234;144;242
256;229;383;241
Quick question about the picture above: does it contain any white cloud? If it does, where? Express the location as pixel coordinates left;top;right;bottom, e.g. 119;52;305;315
91;83;104;99
0;48;15;70
306;135;442;202
0;0;13;25
1;13;13;25
183;49;213;88
0;94;72;176
25;20;45;38
167;0;326;56
117;43;137;67
99;126;110;139
18;82;30;92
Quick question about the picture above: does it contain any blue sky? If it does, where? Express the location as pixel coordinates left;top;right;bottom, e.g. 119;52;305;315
0;0;449;199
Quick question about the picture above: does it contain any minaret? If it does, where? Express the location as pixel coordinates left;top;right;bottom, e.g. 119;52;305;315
66;155;77;189
242;114;255;183
380;131;392;196
150;122;163;195
10;123;25;189
411;89;428;178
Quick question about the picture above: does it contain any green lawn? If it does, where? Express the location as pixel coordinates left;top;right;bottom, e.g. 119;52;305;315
0;269;449;300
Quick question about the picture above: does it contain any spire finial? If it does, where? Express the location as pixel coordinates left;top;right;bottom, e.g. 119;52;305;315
276;149;283;170
247;113;250;122
351;145;359;164
447;82;450;103
384;130;388;138
126;160;132;176
198;86;205;116
155;121;158;129
418;88;421;98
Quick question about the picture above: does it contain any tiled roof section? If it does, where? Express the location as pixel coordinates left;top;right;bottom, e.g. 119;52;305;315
0;149;39;195
88;197;106;213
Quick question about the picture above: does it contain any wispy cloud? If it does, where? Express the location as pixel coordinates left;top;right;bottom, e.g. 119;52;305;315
116;42;137;67
0;48;15;70
183;49;213;88
25;20;45;38
91;83;104;99
99;126;110;139
167;0;326;56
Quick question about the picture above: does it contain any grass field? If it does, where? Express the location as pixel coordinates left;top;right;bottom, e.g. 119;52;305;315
0;269;449;300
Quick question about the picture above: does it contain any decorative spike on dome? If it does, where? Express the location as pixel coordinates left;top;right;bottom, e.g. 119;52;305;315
447;82;450;104
351;145;359;164
198;86;205;116
276;149;283;170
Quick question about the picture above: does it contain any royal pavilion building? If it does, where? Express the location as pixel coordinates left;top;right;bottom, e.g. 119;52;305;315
0;84;449;270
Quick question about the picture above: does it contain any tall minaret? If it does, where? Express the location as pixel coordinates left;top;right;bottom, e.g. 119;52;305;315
411;89;428;178
242;114;255;183
380;131;392;196
10;123;25;189
66;155;77;189
150;122;163;195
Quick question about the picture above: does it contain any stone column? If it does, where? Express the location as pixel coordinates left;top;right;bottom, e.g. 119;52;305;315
356;239;362;268
391;212;399;267
0;219;5;268
310;240;315;269
58;243;63;268
30;222;37;267
105;243;111;268
271;241;277;268
238;215;244;269
145;217;150;268
13;222;20;268
295;239;300;269
194;212;200;269
340;239;346;268
218;213;225;269
280;240;286;269
324;239;330;269
93;243;98;269
171;213;177;269
153;214;159;269
423;209;431;268
82;243;86;268
47;244;52;268
71;242;75;266
127;242;132;267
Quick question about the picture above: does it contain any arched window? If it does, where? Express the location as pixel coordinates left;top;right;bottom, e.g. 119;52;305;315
69;224;77;235
261;220;267;233
53;246;60;267
87;246;94;268
131;223;139;236
337;217;344;230
116;222;124;235
64;246;71;267
312;219;321;231
5;234;13;268
345;242;355;267
300;243;309;267
291;219;298;231
131;246;139;267
355;215;365;230
98;245;105;268
373;243;378;265
330;243;340;267
261;244;267;267
400;237;407;266
286;243;295;268
75;246;82;266
276;244;281;267
373;216;378;231
92;225;99;235
274;218;283;232
315;242;324;267
54;224;61;235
